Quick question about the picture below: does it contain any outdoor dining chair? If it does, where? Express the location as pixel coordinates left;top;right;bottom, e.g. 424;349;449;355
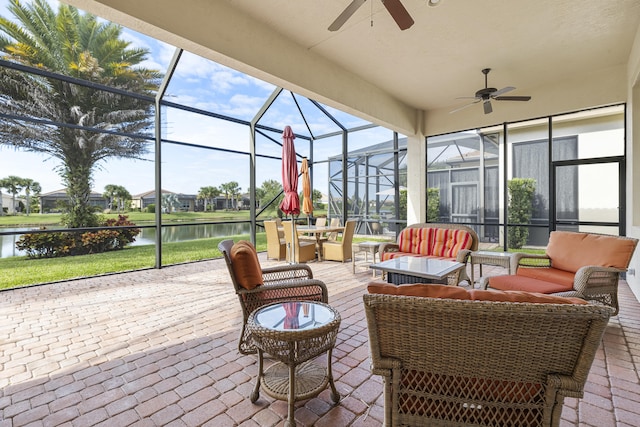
264;220;285;260
283;221;317;263
322;220;356;262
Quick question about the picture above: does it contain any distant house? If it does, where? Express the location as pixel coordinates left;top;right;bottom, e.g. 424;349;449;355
203;194;250;211
0;192;16;214
39;189;108;213
131;189;196;212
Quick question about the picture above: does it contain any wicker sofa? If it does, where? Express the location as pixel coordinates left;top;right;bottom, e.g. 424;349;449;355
481;231;638;315
364;282;612;427
379;223;479;284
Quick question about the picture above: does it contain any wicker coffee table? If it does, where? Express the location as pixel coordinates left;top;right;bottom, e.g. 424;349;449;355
247;301;341;427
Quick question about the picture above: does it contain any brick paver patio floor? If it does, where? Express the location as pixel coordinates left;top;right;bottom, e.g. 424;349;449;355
1;254;640;426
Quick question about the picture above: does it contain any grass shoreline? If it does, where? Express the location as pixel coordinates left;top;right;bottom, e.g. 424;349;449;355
0;234;265;291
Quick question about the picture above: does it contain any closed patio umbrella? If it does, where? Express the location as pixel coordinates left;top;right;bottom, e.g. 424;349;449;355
279;126;299;262
301;157;313;225
279;126;300;217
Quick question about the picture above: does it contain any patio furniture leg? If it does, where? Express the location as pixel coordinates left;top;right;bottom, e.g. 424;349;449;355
285;364;296;427
327;348;340;403
251;349;263;403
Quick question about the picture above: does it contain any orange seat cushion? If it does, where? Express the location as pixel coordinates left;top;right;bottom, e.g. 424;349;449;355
367;282;471;300
431;228;473;258
381;251;412;261
230;240;264;290
398;228;433;256
487;275;574;294
516;267;575;287
368;281;584;304
546;231;637;273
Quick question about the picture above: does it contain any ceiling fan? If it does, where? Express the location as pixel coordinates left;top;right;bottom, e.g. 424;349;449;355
451;68;532;114
329;0;414;31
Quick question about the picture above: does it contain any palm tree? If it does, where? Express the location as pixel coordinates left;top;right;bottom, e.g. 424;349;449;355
220;181;241;210
114;186;131;213
103;184;118;211
22;178;41;215
197;186;220;212
0;0;161;228
162;193;181;214
103;184;130;212
0;175;24;214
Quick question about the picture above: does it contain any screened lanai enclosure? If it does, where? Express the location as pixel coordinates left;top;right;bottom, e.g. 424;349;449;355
0;2;628;288
426;105;626;249
0;0;409;287
327;137;407;236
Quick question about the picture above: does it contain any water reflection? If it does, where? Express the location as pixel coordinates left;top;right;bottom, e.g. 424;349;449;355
0;223;252;259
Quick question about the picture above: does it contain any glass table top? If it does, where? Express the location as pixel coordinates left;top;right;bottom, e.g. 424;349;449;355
254;301;335;331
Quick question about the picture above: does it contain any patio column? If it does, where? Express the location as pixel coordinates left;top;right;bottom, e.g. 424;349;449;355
406;133;426;224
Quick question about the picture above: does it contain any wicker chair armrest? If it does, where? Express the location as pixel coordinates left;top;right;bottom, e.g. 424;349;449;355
548;374;586;399
572;265;625;295
479;276;491;289
512;252;551;272
455;249;472;264
261;263;313;281
237;279;328;302
378;242;400;254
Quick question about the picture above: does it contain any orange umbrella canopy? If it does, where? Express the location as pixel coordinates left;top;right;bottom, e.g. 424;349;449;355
301;157;313;217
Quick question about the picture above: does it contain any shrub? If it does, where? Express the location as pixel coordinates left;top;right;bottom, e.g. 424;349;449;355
427;187;440;222
16;215;140;258
15;230;77;258
145;204;155;213
507;178;536;249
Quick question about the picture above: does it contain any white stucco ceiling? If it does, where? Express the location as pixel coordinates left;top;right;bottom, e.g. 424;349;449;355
65;0;640;135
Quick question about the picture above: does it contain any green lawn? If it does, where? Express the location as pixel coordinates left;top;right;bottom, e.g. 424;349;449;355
0;232;388;290
0;209;328;227
0;211;255;227
0;234;267;290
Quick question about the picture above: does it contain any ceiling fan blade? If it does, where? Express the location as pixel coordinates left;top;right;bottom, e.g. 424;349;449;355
449;100;480;114
381;0;414;30
491;86;515;97
328;0;367;31
483;100;493;114
495;95;532;101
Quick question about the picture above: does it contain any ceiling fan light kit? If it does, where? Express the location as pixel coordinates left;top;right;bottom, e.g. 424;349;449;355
427;0;442;7
450;68;532;114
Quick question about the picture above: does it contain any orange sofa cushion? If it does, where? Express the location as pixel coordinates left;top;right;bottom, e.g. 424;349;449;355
230;240;264;290
367;282;471;300
397;228;433;256
431;228;473;258
546;231;637;273
487;275;574;294
368;282;585;304
393;227;472;259
516;267;575;287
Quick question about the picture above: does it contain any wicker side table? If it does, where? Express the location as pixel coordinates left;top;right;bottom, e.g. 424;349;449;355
247;301;341;427
469;250;513;283
352;241;381;276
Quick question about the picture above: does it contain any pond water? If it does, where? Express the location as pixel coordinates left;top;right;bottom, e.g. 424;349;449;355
0;222;252;259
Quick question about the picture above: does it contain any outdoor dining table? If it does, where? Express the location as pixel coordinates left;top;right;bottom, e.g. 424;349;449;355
279;225;345;261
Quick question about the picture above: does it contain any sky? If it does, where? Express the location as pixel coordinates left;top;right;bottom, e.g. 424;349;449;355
0;0;390;198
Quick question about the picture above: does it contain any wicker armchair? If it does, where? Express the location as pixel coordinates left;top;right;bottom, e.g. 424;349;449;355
363;292;612;427
481;231;638;315
218;239;328;354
